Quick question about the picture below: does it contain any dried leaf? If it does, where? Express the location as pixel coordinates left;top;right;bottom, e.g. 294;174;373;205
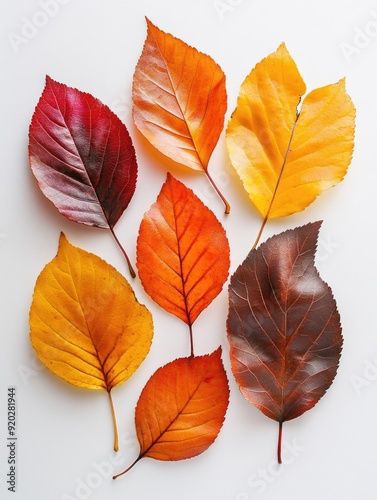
113;347;229;478
28;76;138;276
29;233;153;450
136;173;230;355
226;43;355;245
227;221;342;462
132;18;230;213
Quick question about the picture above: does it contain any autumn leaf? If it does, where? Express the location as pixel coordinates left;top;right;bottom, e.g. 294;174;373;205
132;17;230;213
29;233;153;451
28;76;138;277
136;173;230;356
226;43;355;247
227;221;342;463
113;347;229;479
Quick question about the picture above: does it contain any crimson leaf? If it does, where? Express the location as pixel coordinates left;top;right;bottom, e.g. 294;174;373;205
28;76;137;277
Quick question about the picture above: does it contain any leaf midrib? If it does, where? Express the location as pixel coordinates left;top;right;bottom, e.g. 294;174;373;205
148;25;206;170
48;82;112;229
139;357;218;458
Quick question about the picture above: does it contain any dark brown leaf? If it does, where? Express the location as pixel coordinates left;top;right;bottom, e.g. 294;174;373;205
227;221;342;462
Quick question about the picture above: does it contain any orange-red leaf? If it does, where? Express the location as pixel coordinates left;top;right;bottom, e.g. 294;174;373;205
113;348;229;478
132;18;230;213
132;18;226;172
136;173;230;335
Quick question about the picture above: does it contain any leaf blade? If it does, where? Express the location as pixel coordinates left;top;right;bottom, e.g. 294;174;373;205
227;221;342;425
29;233;153;391
135;348;229;462
226;43;355;220
136;173;230;329
132;18;227;172
29;76;138;229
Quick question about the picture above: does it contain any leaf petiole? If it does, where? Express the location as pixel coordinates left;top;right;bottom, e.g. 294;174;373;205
204;169;230;215
110;227;136;279
107;390;119;452
188;323;194;358
251;215;268;252
277;421;283;464
113;456;142;480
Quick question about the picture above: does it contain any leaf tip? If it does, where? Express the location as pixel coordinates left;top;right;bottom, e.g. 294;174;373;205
213;345;223;359
57;231;70;251
338;76;346;86
44;74;59;90
310;220;323;247
145;16;157;33
276;41;289;56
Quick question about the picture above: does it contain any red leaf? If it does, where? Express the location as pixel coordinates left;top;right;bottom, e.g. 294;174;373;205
28;76;138;275
227;221;342;462
113;347;229;479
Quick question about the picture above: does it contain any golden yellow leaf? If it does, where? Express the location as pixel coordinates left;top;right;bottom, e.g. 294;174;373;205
29;233;153;450
226;43;355;238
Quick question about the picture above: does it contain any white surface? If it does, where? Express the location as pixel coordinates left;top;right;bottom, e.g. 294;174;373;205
1;1;377;499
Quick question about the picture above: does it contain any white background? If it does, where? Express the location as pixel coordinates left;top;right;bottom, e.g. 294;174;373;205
1;0;377;499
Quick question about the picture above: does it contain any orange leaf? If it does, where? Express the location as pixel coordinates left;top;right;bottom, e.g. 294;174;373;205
113;348;229;478
29;233;153;450
136;173;230;355
226;43;355;246
132;18;230;213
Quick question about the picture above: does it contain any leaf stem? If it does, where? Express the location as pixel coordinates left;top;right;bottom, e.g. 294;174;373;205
188;323;195;358
252;110;300;252
113;456;142;480
277;421;283;464
204;169;230;215
108;390;119;452
251;215;268;251
110;227;136;278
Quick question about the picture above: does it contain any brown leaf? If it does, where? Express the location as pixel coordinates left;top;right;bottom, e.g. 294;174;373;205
227;221;342;462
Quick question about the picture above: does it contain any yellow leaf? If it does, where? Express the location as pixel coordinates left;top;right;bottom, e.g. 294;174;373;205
29;233;153;450
226;43;355;224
